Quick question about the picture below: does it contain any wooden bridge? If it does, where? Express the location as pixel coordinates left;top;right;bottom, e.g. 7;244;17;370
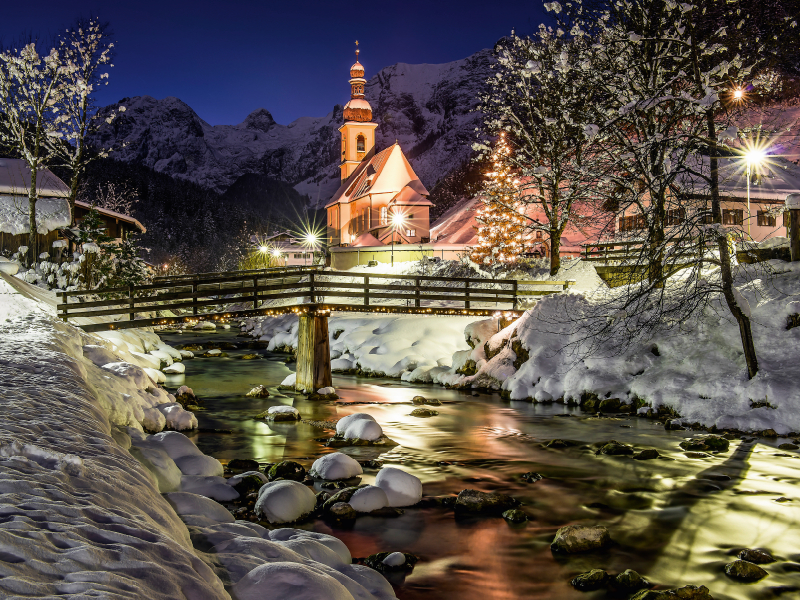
58;267;573;393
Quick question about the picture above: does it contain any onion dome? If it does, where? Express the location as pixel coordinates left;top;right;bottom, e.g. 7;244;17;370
344;46;372;122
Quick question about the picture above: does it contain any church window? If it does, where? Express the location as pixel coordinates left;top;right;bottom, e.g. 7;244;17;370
357;135;366;153
380;206;388;225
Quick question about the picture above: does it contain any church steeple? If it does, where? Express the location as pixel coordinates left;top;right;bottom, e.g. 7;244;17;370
340;42;377;181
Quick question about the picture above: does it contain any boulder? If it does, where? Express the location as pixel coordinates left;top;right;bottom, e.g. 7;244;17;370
328;502;357;520
267;460;306;482
228;458;260;472
737;548;775;564
571;569;609;591
261;405;300;422
309;452;363;480
633;448;660;460
631;586;713;600
614;569;647;591
230;473;266;496
336;413;383;441
254;480;316;524
521;472;544;483
545;439;575;448
364;552;418;573
551;525;611;553
598;398;621;412
724;559;768;581
245;385;270;398
679;435;729;452
410;408;439;417
778;443;799;450
238;353;260;360
502;509;528;523
375;467;423;507
597;440;634;456
454;489;518;516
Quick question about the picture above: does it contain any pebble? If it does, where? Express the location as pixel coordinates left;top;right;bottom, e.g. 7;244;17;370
724;559;768;581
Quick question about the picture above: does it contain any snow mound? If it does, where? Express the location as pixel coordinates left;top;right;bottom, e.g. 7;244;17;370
349;485;389;512
280;373;297;387
309;452;363;480
174;454;225;477
194;321;216;330
269;405;300;417
157;402;198;430
163;362;186;374
375;467;423;507
180;475;240;501
336;413;383;441
233;562;355;600
167;491;236;526
255;480;316;524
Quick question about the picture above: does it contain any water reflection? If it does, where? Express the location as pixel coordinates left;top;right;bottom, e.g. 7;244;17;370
161;330;800;600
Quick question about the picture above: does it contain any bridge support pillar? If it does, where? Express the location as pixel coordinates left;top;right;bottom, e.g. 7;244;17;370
296;307;332;393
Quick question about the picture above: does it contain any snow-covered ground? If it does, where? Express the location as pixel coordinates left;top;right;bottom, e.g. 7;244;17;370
0;273;397;599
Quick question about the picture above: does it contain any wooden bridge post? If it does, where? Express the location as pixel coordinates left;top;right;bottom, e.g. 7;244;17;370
128;285;135;321
295;307;332;393
364;275;370;307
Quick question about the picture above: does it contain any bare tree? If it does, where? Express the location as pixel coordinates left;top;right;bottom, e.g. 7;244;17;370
0;42;69;260
48;18;122;226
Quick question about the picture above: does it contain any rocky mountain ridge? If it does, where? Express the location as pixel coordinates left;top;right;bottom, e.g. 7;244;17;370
87;48;495;208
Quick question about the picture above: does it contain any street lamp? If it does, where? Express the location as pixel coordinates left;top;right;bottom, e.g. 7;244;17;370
733;89;744;101
744;147;766;237
303;232;319;266
272;247;284;267
390;211;406;267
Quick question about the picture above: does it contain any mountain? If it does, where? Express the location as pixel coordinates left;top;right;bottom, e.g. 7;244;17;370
87;48;494;209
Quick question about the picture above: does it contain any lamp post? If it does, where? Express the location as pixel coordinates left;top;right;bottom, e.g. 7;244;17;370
303;232;319;267
272;247;284;268
390;212;406;267
744;148;766;238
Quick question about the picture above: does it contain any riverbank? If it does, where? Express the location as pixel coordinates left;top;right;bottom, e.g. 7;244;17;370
245;259;800;435
0;274;398;600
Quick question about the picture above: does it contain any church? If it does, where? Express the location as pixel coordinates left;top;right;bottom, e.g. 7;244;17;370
325;47;433;249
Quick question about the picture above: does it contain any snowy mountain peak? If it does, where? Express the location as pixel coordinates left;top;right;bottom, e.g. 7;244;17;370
88;48;495;204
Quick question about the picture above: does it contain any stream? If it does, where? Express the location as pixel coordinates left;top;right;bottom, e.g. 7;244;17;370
160;329;800;600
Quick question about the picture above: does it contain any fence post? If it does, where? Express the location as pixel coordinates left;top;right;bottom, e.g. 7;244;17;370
253;276;259;309
364;275;370;307
415;277;421;308
59;291;68;322
465;280;470;310
513;280;518;310
128;284;135;321
192;278;198;317
309;272;316;303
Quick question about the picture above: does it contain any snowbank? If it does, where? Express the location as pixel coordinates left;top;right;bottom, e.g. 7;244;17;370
438;261;800;434
244;312;479;382
255;480;317;524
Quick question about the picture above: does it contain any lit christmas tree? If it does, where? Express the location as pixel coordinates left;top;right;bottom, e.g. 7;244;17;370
470;133;526;265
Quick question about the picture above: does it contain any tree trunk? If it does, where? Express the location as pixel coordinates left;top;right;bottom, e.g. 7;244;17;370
27;164;38;266
649;196;665;287
549;228;561;275
706;112;758;378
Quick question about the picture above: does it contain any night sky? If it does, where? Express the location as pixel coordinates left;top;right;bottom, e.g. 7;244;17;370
3;0;549;126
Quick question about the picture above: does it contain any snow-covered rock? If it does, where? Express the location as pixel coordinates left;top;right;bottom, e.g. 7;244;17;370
143;367;166;384
156;402;197;430
382;552;406;567
227;471;268;487
336;413;383;441
194;321;216;330
163;362;186;374
266;405;300;421
255;480;316;524
375;467;423;507
149;349;174;367
309;452;363;480
348;486;389;513
280;373;296;387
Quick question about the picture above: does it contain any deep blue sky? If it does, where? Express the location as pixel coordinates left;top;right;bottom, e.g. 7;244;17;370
3;0;549;126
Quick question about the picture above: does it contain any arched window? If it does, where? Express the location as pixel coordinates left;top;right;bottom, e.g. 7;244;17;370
356;134;365;153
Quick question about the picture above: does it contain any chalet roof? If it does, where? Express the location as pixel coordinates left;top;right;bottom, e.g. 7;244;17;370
350;231;383;247
0;158;69;197
75;200;146;234
326;143;430;208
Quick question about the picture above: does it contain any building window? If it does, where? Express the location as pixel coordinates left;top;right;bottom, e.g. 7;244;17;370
380;206;388;225
619;214;646;232
722;209;744;226
665;208;685;226
357;135;365;153
405;229;416;237
757;210;776;227
535;230;543;239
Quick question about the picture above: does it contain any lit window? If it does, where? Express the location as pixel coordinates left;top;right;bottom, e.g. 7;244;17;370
405;229;416;237
380;206;388;225
357;135;365;153
757;210;776;227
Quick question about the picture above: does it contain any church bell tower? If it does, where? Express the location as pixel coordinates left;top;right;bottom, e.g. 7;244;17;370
340;42;378;181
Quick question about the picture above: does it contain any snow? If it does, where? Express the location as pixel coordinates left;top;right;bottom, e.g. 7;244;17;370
336;413;383;441
255;480;317;524
227;470;268;487
349;486;389;512
233;563;360;600
374;467;423;507
174;453;224;477
246;312;479;382
194;320;216;330
268;405;300;417
281;372;297;387
383;552;406;567
0;195;71;235
309;452;363;480
163;362;186;374
318;386;336;395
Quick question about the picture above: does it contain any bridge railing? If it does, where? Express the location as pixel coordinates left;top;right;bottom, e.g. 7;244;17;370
57;269;576;332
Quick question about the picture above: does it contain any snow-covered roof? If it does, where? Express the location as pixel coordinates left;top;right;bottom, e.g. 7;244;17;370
0;196;70;235
0;158;69;198
431;197;480;245
75;200;146;234
390;185;433;207
350;232;384;247
683;155;800;202
326;143;430;209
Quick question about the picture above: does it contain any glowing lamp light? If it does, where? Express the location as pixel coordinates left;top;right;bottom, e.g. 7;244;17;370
272;248;282;257
745;148;766;166
259;245;268;253
733;88;744;100
391;212;406;227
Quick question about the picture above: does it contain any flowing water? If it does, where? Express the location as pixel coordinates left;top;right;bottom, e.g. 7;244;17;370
161;330;800;600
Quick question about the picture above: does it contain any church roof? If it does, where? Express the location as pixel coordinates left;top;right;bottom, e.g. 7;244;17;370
326;143;430;208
